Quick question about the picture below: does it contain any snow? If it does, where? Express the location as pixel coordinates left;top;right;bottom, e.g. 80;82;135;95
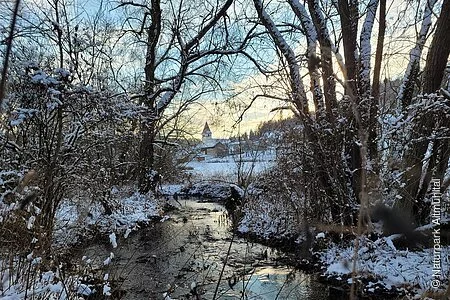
185;151;275;181
103;283;111;296
385;235;397;251
0;189;154;297
397;0;438;106
359;0;379;86
103;252;114;265
320;237;450;293
237;176;449;295
253;0;307;109
163;292;173;300
288;0;317;46
327;260;352;274
316;232;325;239
156;68;184;111
109;232;117;248
157;91;175;111
49;282;63;293
27;215;36;229
26;252;33;261
54;68;71;78
77;283;93;296
31;257;42;265
181;181;244;200
160;184;183;195
53;187;161;247
238;186;299;240
196;139;226;149
10;108;39;126
0;267;78;299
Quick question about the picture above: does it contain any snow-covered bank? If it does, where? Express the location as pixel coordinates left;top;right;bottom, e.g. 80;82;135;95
181;181;244;201
54;187;162;247
160;184;183;195
238;196;299;240
319;236;450;297
237;183;301;241
236;188;450;297
1;186;163;299
238;208;450;296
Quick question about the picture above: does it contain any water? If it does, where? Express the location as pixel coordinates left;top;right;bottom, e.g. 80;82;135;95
81;199;328;299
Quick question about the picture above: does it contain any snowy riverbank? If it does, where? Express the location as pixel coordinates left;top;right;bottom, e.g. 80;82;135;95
236;194;450;298
0;186;163;299
54;186;162;248
2;180;447;299
319;236;450;298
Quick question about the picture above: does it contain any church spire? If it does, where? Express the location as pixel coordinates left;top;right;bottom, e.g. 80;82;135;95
202;122;212;141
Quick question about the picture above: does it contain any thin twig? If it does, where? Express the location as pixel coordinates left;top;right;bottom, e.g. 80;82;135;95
213;232;235;299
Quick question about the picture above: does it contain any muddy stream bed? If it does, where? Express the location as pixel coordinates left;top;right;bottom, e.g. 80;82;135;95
81;199;328;299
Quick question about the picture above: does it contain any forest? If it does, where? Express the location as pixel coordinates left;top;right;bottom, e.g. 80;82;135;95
0;0;449;299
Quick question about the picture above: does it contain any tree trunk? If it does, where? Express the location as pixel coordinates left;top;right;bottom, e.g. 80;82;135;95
422;0;450;95
338;0;363;204
401;0;450;223
397;0;438;110
287;0;324;119
255;0;352;224
138;0;161;193
338;0;358;96
253;0;308;116
307;0;337;123
368;0;386;159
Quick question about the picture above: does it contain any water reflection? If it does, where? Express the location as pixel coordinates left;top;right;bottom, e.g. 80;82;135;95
81;199;328;299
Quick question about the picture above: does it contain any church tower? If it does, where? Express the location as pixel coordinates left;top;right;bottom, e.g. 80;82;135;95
202;122;212;142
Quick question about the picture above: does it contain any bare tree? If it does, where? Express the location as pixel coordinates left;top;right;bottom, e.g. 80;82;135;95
115;0;237;192
397;0;438;110
249;0;386;226
399;0;450;221
0;0;138;238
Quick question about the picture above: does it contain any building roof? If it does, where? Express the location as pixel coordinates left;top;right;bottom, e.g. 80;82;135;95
197;140;221;149
196;140;229;150
202;122;212;135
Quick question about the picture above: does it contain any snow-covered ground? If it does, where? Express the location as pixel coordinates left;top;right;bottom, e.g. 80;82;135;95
238;195;299;240
160;184;183;195
320;236;450;296
54;187;162;247
2;167;447;299
238;196;450;296
236;185;450;296
0;186;163;300
184;151;275;181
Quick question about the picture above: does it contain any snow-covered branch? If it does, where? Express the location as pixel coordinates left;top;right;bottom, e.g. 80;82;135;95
359;0;379;98
287;0;317;54
253;0;308;115
397;0;438;109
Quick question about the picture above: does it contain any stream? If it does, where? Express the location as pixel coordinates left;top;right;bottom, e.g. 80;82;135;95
82;199;329;299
